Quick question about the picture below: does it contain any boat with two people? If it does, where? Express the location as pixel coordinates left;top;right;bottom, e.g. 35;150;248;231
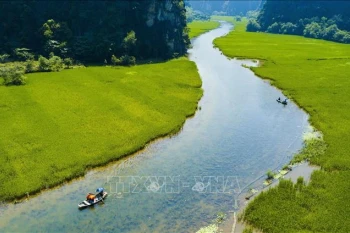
78;187;108;208
276;97;288;105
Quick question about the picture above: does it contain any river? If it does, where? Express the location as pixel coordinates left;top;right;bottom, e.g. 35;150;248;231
0;22;309;233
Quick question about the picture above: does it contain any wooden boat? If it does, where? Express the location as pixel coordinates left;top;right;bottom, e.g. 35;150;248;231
276;99;288;105
78;188;107;208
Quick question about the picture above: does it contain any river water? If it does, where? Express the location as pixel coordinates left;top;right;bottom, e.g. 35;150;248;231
0;22;309;232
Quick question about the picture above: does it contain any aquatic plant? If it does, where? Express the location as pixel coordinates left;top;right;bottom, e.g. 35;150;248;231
196;224;218;233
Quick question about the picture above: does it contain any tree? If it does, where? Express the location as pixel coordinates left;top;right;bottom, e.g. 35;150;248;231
280;22;297;34
13;48;34;61
247;19;261;32
0;54;10;63
122;31;137;55
63;58;74;69
323;24;339;40
111;55;121;66
120;55;136;66
267;22;281;33
303;22;323;39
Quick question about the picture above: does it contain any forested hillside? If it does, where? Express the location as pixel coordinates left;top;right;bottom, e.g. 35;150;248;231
0;0;189;63
248;0;350;43
186;0;261;16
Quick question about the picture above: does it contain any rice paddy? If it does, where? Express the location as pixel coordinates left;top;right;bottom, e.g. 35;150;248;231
0;58;203;201
188;21;220;39
214;16;350;232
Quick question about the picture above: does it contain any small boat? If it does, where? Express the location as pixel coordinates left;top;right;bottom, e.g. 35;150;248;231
78;188;107;208
276;98;288;105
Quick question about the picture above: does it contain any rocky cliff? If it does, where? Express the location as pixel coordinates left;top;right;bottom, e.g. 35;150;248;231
0;0;190;62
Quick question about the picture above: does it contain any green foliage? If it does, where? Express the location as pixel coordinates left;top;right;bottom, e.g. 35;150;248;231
38;55;64;72
186;7;210;23
266;170;275;180
0;58;202;201
13;48;34;61
38;56;50;72
1;1;189;62
253;1;350;43
122;30;137;54
242;226;254;233
111;55;121;66
0;65;26;86
0;54;10;63
214;19;350;233
49;55;64;71
246;10;259;19
25;60;37;73
120;55;136;66
236;16;242;22
63;58;74;68
291;139;327;164
190;1;261;16
246;19;261;32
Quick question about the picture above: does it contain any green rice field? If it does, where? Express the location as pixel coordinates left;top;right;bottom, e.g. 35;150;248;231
214;16;350;232
0;58;202;201
188;20;220;39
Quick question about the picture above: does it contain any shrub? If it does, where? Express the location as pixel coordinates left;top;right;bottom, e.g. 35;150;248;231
0;65;26;86
38;56;50;71
25;60;37;73
266;170;275;180
236;16;242;22
38;55;64;72
48;55;64;71
246;19;261;32
120;55;136;66
267;22;281;33
63;58;74;69
111;55;121;66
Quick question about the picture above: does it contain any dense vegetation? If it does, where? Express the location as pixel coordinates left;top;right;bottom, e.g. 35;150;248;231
248;1;350;43
185;6;210;22
214;17;350;232
186;0;261;16
0;0;189;63
0;58;202;201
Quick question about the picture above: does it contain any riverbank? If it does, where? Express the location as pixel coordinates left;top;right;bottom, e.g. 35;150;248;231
214;16;350;232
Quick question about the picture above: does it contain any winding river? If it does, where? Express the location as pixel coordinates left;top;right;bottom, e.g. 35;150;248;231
0;22;309;232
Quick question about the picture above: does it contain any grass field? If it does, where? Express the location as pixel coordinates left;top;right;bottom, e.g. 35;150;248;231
188;20;220;39
214;17;350;232
0;58;202;201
